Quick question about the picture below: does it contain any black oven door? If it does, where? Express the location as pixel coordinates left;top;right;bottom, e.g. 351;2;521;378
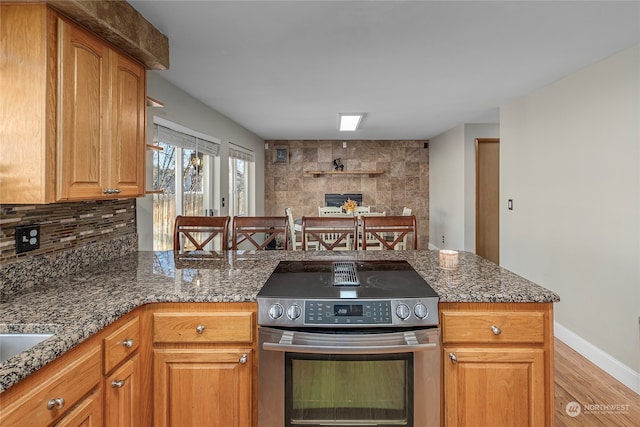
258;327;440;427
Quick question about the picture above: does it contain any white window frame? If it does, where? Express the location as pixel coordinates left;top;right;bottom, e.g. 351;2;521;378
229;143;255;217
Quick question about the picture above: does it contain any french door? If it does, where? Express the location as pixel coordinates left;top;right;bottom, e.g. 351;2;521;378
152;122;220;250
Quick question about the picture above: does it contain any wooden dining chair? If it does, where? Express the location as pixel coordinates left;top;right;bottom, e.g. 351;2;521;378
231;216;289;250
301;216;358;251
358;211;386;250
361;215;418;250
173;215;230;251
284;208;302;250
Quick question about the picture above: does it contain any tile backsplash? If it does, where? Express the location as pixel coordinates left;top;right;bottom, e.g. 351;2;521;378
0;199;138;299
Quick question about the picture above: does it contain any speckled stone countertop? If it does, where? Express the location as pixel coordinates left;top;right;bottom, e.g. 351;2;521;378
0;249;559;393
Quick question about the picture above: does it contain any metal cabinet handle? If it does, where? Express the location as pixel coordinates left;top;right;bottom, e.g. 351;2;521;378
102;188;122;194
47;397;65;410
196;324;205;334
491;325;502;335
239;353;248;364
448;353;457;364
122;339;134;348
112;380;125;388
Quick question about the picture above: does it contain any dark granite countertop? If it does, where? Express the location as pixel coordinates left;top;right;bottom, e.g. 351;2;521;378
0;249;559;393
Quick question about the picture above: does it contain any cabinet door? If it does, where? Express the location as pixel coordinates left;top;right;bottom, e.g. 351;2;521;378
53;387;103;427
443;347;545;427
109;50;145;198
153;348;252;427
57;18;110;200
105;354;141;427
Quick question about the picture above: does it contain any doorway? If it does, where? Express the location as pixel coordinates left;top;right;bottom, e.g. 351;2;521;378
151;121;221;250
475;138;499;264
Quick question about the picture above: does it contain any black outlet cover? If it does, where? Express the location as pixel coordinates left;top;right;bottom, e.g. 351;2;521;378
15;224;40;254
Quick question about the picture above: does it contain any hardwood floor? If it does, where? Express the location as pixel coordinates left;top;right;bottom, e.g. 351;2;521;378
554;338;640;426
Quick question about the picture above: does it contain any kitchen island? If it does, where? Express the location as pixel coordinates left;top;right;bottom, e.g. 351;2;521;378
0;249;559;426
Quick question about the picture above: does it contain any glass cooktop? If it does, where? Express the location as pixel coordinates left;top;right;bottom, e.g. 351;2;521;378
258;260;438;300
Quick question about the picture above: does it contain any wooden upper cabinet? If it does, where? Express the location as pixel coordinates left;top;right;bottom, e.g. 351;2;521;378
58;17;146;201
0;4;146;204
0;4;57;204
109;51;146;198
57;18;110;200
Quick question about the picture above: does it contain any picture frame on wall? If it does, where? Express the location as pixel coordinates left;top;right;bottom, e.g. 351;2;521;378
274;146;289;163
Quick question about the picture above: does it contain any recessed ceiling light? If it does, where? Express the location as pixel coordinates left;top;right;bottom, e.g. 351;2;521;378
338;113;364;131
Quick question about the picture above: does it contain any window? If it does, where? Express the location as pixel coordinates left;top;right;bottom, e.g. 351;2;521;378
151;121;220;250
228;144;254;217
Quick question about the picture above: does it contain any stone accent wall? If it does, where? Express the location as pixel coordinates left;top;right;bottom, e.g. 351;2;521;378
264;140;430;248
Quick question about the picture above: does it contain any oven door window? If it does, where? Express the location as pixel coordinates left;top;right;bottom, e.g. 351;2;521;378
285;353;413;427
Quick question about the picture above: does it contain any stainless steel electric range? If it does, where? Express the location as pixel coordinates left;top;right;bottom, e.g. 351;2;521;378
257;260;441;427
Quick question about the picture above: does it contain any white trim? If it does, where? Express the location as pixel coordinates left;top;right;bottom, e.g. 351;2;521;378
554;322;640;395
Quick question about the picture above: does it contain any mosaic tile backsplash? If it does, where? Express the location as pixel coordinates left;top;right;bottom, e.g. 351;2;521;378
0;199;138;298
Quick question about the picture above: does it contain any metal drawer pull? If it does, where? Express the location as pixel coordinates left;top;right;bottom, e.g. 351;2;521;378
122;339;134;348
102;188;121;194
239;353;248;364
449;353;457;364
196;324;206;334
47;397;65;410
112;380;125;388
491;325;502;335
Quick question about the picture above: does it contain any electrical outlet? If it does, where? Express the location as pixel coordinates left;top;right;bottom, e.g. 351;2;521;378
15;224;40;254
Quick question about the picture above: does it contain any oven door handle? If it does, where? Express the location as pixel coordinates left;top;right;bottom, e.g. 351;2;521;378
262;330;437;355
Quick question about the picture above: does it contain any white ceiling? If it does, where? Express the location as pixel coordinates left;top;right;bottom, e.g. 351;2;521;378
129;1;640;140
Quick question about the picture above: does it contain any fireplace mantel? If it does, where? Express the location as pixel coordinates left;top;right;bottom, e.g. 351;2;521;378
304;170;384;178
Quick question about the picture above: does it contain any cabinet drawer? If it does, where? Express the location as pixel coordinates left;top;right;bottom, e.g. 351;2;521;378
153;312;254;344
441;311;545;344
104;316;140;374
0;345;101;427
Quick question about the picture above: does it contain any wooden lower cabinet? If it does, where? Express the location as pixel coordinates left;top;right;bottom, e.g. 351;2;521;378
147;302;258;427
443;347;546;426
441;302;554;427
0;345;102;427
152;348;253;427
53;387;103;427
105;354;142;427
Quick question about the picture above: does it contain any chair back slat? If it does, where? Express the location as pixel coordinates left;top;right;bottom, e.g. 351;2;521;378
301;216;358;251
285;208;301;250
232;216;289;250
361;215;417;250
173;215;230;251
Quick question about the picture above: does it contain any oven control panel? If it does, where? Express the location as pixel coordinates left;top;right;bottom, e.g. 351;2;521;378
257;298;439;327
305;301;392;325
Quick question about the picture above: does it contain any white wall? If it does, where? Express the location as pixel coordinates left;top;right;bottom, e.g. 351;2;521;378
463;123;500;251
500;44;639;391
137;72;265;250
429;123;499;251
429;124;465;250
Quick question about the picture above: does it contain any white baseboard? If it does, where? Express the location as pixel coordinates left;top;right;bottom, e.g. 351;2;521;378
554;322;640;395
